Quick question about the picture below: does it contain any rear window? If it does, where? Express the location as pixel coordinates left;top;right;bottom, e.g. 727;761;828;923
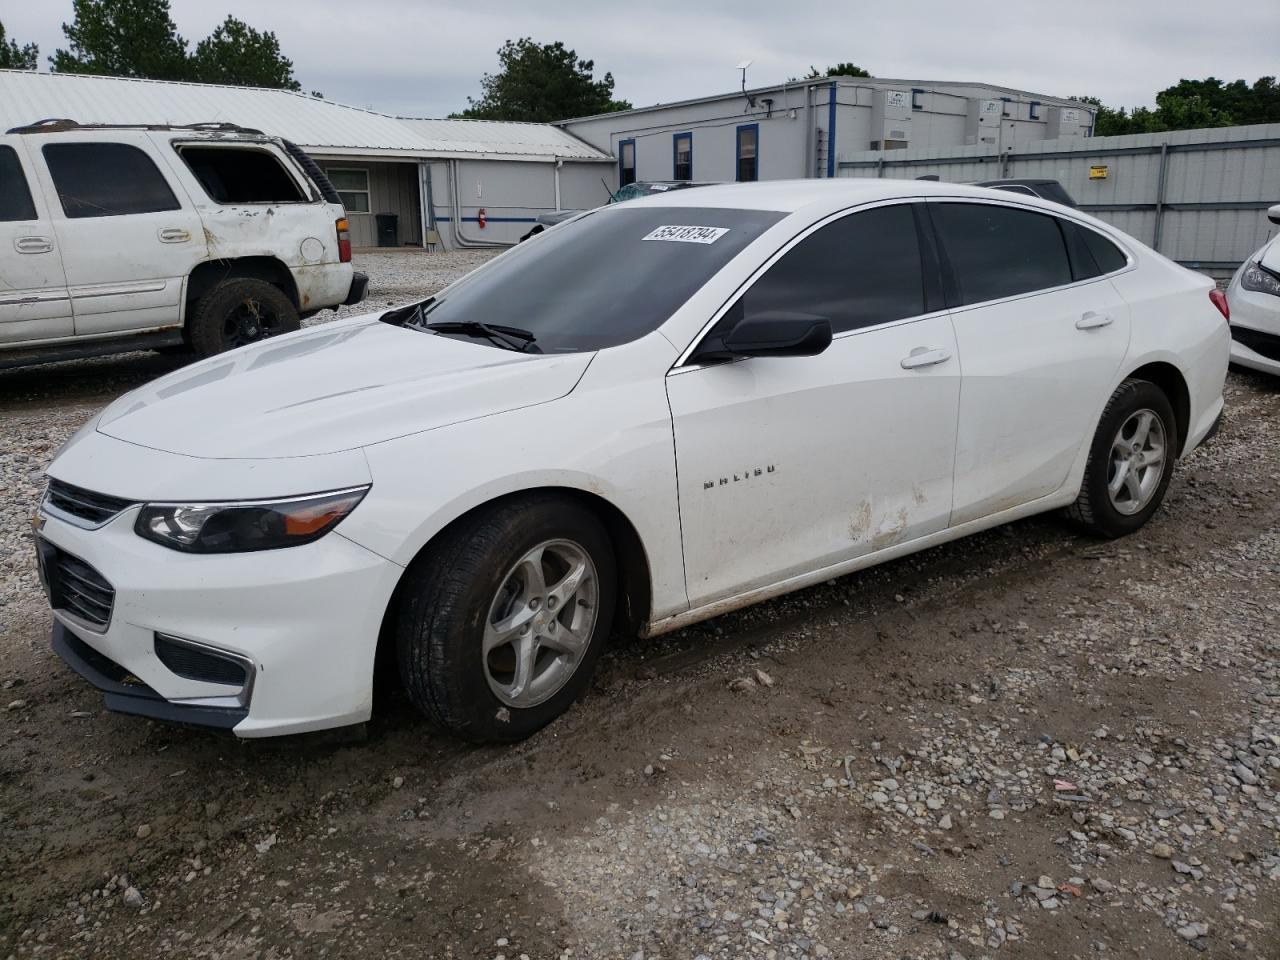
932;202;1072;305
0;146;36;222
42;142;180;219
414;206;785;353
178;146;307;203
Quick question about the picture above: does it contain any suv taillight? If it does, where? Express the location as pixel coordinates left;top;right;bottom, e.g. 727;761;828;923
1209;289;1229;321
336;218;352;263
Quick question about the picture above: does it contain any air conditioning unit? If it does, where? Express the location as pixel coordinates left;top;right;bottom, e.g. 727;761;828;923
1044;105;1091;139
965;98;1002;146
871;89;912;151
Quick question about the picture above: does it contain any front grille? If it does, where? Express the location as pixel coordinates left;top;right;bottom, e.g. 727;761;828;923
154;635;248;686
45;479;135;527
1232;325;1280;362
38;540;115;629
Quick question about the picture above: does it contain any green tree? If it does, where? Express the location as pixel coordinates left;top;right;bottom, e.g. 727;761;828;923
1073;76;1280;137
190;16;300;90
51;0;189;80
453;38;631;121
0;20;39;70
805;62;871;79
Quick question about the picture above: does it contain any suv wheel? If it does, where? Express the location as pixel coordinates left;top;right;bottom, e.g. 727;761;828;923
395;494;616;743
1067;378;1177;538
188;278;299;358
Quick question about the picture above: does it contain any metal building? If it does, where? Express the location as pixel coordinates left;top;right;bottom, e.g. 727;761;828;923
0;70;613;249
559;78;1096;185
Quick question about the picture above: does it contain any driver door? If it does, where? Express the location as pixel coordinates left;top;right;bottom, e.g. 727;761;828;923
666;202;961;608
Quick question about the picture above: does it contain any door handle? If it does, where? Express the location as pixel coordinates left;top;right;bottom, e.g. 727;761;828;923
1076;311;1113;330
14;236;54;254
158;228;190;243
900;346;952;370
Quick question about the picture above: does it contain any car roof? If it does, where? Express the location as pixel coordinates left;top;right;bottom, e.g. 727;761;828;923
619;177;1066;214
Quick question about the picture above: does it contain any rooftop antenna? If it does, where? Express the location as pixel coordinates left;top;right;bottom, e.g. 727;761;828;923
737;60;756;108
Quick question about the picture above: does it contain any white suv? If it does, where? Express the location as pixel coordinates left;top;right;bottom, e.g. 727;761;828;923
0;120;367;368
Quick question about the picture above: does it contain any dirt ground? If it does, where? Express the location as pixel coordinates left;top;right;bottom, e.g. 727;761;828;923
1;262;1277;959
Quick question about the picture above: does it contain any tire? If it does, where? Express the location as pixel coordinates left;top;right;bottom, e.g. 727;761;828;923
1067;378;1178;539
395;494;617;743
187;278;299;358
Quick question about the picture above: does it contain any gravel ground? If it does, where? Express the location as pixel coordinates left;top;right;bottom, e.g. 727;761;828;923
0;254;1277;959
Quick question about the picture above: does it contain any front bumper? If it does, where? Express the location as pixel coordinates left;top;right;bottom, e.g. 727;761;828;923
1226;279;1280;376
39;505;403;738
343;271;369;306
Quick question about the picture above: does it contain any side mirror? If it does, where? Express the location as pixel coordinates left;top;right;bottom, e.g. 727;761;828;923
721;311;833;359
1269;204;1280;226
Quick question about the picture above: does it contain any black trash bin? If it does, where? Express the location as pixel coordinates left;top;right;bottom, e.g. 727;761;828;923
375;213;398;247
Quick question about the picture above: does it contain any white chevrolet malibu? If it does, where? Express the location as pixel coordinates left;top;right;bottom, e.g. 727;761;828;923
1225;204;1280;376
37;180;1229;743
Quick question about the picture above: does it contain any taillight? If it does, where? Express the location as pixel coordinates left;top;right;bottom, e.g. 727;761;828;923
1209;288;1229;321
336;218;352;263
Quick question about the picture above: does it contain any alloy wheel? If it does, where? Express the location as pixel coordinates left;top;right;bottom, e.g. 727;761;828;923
1107;408;1166;515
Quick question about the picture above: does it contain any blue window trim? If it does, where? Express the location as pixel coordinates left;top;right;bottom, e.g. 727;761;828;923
672;131;693;181
826;81;838;178
618;137;636;186
911;87;924;111
1029;100;1041;121
736;123;760;182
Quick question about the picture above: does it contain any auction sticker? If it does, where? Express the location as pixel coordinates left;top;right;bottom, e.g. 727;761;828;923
642;225;730;244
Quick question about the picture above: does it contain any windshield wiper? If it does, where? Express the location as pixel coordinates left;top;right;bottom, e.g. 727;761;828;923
425;320;541;353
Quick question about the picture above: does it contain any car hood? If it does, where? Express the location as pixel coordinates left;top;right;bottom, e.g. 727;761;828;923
97;317;594;459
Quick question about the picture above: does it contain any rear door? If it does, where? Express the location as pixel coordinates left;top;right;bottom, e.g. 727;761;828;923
929;199;1132;525
31;132;207;336
0;137;72;343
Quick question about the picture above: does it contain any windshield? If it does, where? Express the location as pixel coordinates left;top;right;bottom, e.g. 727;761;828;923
419;205;784;353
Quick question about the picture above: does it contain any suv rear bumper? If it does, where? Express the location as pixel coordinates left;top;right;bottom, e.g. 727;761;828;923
344;271;369;306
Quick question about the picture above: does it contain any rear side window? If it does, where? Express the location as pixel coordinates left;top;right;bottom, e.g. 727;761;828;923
0;146;36;221
734;203;926;334
43;142;180;218
1080;226;1128;274
932;202;1072;305
178;146;307;203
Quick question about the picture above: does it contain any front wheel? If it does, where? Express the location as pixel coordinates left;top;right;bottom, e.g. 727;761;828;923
187;278;299;358
395;494;616;743
1067;378;1177;538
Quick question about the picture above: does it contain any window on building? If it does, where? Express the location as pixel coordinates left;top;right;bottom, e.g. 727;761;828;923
1029;101;1042;121
736;125;758;182
930;202;1073;305
911;88;924;111
327;168;370;213
178;146;307;203
0;146;36;222
618;139;637;187
42;142;180;219
673;132;692;181
730;203;926;335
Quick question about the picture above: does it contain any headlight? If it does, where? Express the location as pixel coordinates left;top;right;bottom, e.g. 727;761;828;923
1241;261;1280;297
135;486;369;553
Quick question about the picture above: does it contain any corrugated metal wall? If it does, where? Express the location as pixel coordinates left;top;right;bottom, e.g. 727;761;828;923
838;123;1280;276
316;160;422;247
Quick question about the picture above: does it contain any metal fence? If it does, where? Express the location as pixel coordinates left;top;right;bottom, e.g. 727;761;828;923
838;123;1280;277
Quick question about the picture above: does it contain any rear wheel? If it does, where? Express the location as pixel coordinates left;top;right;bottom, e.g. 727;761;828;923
187;278;299;358
1067;378;1177;538
395;494;616;743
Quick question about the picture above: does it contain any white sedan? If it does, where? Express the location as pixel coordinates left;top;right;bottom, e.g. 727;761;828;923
1225;204;1280;375
37;180;1229;743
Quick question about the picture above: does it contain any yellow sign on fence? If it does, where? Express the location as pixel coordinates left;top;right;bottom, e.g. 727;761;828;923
1089;165;1109;180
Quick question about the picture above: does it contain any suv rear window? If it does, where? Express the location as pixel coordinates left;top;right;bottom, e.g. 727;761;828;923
43;142;180;218
0;146;36;221
178;146;307;203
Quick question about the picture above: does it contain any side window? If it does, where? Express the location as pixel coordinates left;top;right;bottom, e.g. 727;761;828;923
1080;226;1128;274
42;142;181;219
673;132;692;181
178;146;307;203
327;168;370;212
734;204;926;336
931;202;1072;305
618;139;636;187
0;146;37;222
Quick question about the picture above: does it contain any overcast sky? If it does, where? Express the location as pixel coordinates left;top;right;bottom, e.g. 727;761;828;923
6;0;1278;118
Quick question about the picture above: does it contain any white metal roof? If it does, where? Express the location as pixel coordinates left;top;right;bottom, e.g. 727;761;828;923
0;70;610;162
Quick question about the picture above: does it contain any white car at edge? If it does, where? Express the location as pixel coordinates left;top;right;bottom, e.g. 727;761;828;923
1225;204;1280;375
36;179;1230;743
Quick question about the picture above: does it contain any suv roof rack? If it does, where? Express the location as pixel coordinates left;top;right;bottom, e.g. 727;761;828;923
5;118;266;136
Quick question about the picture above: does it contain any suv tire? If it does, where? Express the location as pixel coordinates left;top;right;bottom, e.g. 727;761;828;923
395;494;616;743
1067;378;1177;539
188;278;299;358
